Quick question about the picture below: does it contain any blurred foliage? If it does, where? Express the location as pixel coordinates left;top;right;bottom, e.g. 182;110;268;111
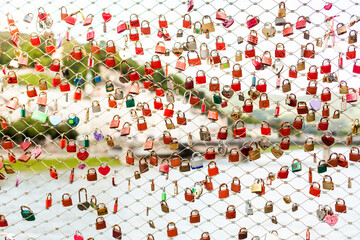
0;117;78;144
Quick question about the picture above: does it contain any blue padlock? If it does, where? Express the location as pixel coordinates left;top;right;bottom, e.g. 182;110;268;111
67;113;80;127
94;75;102;83
74;73;85;87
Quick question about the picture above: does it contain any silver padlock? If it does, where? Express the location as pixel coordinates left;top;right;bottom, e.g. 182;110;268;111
245;200;253;215
316;205;326;221
114;88;124;100
23;13;34;23
191;152;203;169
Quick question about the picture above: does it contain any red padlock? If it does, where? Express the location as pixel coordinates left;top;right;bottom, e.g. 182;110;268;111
231;177;241;193
231;78;241;91
226;205;236;219
304;43;315;59
167;222;178;238
30;32;41;46
183;14;191;28
151;55;162;69
217;126;228;140
45;39;56;54
204;147;216;160
86;27;95;41
243;99;253;113
353;59;360;74
307;65;318;80
117;20;128;33
233;120;246;139
184;188;195;202
279;122;291;136
320;59;331;74
2;136;13;150
207;161;219;176
309;182;321;197
261;121;271;135
346;45;356;59
73;87;82;101
247;30;258;45
275;43;286;58
158;14;168;28
45;193;52;209
163;103;174;117
289;65;298;78
296;16;306;29
129;14;140;27
277;166;289;179
321;87;331;102
219;183;230;199
153;97;164;110
215;36;226;50
246;15;259;28
126;150;134;165
49;166;58;179
256;79;267;92
318;118;329;131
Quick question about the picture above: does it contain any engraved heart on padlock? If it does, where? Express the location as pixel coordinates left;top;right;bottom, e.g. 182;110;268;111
325;214;338;226
98;163;111;176
309;99;322;111
49;115;62;126
77;163;86;170
102;12;112;22
77;148;89;161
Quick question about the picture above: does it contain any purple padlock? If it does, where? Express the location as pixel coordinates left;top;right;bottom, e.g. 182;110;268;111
93;129;104;142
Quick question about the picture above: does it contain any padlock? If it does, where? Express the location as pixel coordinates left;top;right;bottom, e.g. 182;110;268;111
187;50;202;66
296;16;306;29
261;121;271;135
20;206;35;221
275;43;286;58
277;166;289;179
283;22;293;37
167;222;178;237
207;161;219;176
246;15;259;28
23;13;34;23
337;23;347;35
247;30;258;45
189;210;200;223
264;201;274;213
233;120;246;139
335;198;347;213
191;152;204;169
248;142;261;160
231;177;241;193
245;200;253;215
95;217;106;230
304;43;315;59
322;175;334;190
309;182;321;197
218;183;229;199
251;179;263;193
62;193;73;207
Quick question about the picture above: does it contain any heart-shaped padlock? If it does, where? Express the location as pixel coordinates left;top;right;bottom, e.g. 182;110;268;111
192;182;203;199
259;137;271;150
77;148;89;161
98;162;111;176
49;114;62;126
309;99;322;111
67;114;80;127
74;231;84;240
272;59;284;74
102;12;112;22
78;163;86;169
93;129;104;142
21;138;31;151
325;214;338;226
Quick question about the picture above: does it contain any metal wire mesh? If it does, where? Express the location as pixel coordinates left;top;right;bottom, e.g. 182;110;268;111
0;0;360;239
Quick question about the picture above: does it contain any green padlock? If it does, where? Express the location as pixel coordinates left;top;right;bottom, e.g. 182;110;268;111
105;80;114;92
291;159;302;172
213;93;222;104
161;188;166;201
31;108;48;123
126;95;135;108
83;135;90;147
317;160;327;173
20;206;35;221
20;105;26;118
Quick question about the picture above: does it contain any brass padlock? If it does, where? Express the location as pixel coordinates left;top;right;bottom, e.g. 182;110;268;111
264;201;273;213
96;203;108;216
283;195;292;204
161;200;169;213
235;50;242;62
238;92;245;101
306;110;315;122
322;175;334;190
303;30;310;40
134;171;141;179
349;30;357;43
316;38;323;47
297;58;305;71
292;203;298;212
251;179;262;193
271;216;278;224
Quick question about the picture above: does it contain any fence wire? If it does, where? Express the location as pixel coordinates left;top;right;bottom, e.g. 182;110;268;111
0;0;360;239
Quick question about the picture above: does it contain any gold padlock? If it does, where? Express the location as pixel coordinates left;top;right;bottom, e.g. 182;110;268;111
251;179;262;193
134;171;141;179
283;195;292;204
